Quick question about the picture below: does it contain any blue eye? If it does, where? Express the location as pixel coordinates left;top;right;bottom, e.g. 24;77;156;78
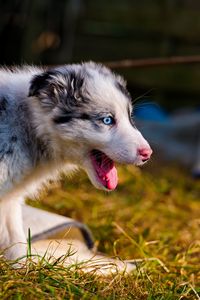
102;116;114;125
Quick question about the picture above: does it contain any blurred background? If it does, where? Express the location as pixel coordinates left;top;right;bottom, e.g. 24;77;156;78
1;0;200;109
0;0;200;172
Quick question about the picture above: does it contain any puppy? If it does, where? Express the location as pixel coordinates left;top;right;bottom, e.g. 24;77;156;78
0;62;152;260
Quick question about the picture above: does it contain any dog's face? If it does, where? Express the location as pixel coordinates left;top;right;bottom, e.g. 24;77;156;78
29;62;152;191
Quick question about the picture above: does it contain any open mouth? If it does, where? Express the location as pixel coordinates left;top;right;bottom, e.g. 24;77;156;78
90;149;118;190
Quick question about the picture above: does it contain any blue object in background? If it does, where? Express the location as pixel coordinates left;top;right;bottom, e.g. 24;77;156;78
134;102;168;122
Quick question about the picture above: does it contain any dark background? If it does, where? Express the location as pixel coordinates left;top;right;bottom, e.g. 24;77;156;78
0;0;200;110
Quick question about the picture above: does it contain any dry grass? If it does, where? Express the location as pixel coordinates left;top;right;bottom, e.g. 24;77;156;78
0;162;200;299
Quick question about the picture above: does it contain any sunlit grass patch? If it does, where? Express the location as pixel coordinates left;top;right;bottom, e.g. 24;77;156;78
0;163;199;299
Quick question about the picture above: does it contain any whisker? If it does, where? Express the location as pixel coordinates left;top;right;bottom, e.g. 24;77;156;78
133;101;161;111
132;88;155;105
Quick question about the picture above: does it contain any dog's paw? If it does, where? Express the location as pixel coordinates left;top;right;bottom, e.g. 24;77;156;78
2;242;27;262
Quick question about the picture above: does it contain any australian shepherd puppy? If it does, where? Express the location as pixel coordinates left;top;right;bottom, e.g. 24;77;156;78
0;62;152;260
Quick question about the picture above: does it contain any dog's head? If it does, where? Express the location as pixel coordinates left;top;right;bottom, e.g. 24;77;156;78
29;62;152;191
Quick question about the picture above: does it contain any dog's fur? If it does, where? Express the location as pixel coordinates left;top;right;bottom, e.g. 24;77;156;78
0;62;152;260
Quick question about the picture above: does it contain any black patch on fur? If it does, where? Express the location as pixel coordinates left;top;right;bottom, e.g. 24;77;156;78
54;112;91;124
36;138;52;160
29;71;58;97
10;136;18;142
0;97;8;112
67;71;84;95
80;113;91;120
0;143;14;157
115;81;131;100
54;115;72;124
6;148;13;155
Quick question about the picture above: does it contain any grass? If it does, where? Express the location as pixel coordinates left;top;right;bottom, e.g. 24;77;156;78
0;162;200;299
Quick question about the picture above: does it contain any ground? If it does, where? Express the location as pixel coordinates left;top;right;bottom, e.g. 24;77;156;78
0;161;199;299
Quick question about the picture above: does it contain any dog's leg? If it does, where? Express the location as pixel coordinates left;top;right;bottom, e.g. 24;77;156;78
0;197;27;261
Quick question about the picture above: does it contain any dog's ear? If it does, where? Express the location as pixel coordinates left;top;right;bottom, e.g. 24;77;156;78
29;70;84;110
29;72;53;97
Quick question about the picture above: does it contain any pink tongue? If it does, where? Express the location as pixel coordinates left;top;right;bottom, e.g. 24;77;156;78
99;156;118;190
91;150;118;190
104;166;118;190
